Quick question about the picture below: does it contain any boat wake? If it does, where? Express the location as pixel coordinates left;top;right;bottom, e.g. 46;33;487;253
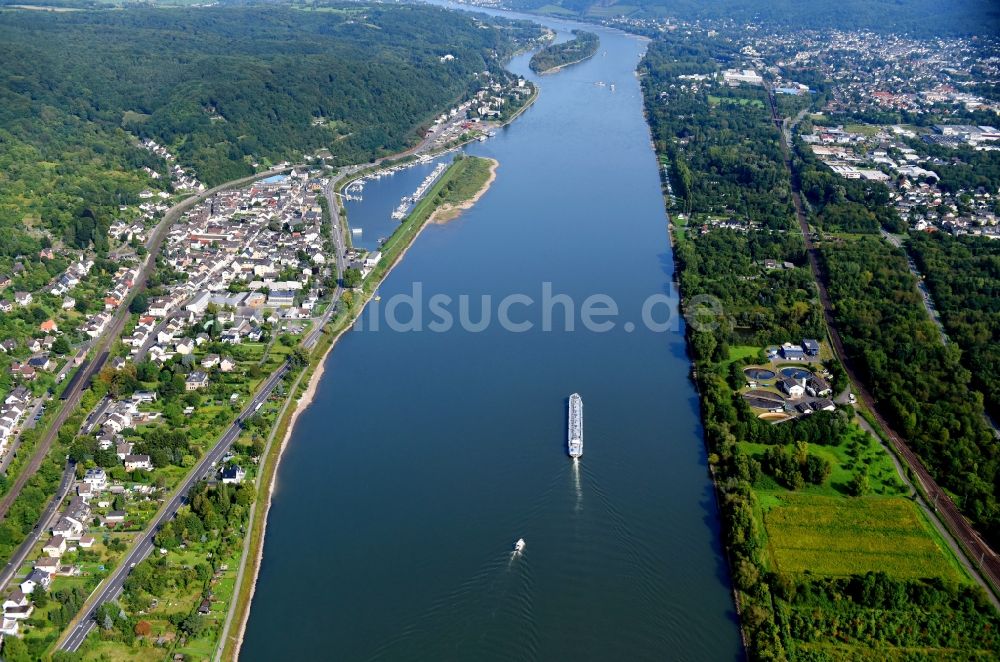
572;458;583;513
368;544;539;661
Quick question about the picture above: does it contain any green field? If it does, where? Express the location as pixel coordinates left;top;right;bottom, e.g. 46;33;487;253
763;494;964;581
437;155;495;208
742;426;904;498
844;123;881;137
708;95;765;108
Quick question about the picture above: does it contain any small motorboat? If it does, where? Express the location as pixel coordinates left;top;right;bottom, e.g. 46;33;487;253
513;538;526;554
373;293;382;302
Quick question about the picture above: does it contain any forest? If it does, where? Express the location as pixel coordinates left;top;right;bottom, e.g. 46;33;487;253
819;236;1000;546
642;36;794;229
528;30;599;73
909;232;1000;419
0;4;537;252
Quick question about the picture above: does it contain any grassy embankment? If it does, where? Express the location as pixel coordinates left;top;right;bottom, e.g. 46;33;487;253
218;154;497;661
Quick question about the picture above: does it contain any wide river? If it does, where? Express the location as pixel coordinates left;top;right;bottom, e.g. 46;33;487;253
241;5;742;660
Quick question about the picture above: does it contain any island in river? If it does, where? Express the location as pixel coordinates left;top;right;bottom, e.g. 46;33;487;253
529;29;599;73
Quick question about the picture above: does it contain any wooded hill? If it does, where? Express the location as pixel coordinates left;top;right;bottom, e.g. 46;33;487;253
0;4;538;255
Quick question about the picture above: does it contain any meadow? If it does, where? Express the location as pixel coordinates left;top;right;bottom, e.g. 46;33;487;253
763;494;965;582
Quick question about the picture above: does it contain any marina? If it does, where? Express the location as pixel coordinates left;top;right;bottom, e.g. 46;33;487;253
392;162;448;220
339;154;453;251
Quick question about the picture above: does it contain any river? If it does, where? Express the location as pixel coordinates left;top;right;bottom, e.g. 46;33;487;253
240;5;742;660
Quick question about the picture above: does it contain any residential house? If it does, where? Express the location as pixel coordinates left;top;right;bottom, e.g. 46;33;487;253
20;568;51;594
104;510;127;525
3;591;32;621
124;454;153;472
221;465;246;485
83;468;108;490
116;442;135;461
27;355;54;372
34;557;60;575
42;535;66;558
51;517;84;541
1;617;20;637
185;372;209;391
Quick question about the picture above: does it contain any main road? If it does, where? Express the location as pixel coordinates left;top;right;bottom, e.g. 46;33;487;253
0;462;74;594
59;364;289;652
60;169;347;652
0;166;294;525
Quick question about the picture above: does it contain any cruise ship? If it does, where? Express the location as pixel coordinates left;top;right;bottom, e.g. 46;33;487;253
567;393;583;459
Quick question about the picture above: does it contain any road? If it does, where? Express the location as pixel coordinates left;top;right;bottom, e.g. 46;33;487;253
62;171;345;653
0;165;292;524
0;463;74;595
765;82;1000;598
880;230;949;344
0;393;117;596
0;397;45;475
302;176;349;350
59;365;289;652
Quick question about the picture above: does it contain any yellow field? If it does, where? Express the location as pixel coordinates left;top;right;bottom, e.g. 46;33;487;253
764;494;964;582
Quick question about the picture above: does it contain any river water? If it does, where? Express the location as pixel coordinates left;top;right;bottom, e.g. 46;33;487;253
241;6;742;660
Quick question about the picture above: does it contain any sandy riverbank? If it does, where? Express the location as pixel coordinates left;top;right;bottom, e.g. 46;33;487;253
431;157;499;223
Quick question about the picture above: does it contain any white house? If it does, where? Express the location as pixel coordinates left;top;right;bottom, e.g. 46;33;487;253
124;454;153;472
42;535;66;558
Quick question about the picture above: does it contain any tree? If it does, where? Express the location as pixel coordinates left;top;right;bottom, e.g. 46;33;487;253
52;335;71;355
342;267;363;289
2;635;31;662
33;584;49;608
135;620;152;636
849;470;871;496
129;293;149;314
179;612;204;637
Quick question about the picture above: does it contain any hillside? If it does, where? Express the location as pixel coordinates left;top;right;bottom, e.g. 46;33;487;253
0;4;538;258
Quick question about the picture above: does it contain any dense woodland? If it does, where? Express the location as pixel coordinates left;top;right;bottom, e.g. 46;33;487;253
820;237;1000;545
642;35;823;351
909;233;1000;419
528;30;598;73
0;4;537;253
643;37;794;229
